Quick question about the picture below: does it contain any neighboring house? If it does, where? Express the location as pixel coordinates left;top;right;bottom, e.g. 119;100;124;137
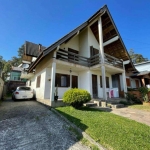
21;5;138;107
134;61;150;72
20;41;46;79
129;61;150;87
9;67;22;81
6;66;26;92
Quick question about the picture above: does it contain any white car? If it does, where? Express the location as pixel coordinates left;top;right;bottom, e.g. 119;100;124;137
12;86;34;100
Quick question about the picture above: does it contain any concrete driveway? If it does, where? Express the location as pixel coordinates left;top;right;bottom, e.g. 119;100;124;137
0;99;89;150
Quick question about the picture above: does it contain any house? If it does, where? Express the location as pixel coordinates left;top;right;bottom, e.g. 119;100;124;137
8;66;23;81
21;5;138;107
129;61;150;87
6;66;26;92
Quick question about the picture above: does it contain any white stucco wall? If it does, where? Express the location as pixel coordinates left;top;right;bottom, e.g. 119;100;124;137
125;76;141;88
59;26;100;59
78;70;92;94
56;69;78;99
88;27;100;50
44;68;51;99
79;29;89;57
32;57;37;62
60;35;79;51
30;68;46;99
131;78;141;88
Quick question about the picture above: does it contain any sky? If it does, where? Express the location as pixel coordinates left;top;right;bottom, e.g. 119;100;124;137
0;0;150;61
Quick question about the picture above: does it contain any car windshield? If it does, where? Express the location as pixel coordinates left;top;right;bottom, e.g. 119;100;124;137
18;87;31;91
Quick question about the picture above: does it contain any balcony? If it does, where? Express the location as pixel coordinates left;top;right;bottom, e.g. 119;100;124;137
56;49;123;69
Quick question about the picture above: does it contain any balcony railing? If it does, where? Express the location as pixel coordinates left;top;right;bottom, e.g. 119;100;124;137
56;49;123;69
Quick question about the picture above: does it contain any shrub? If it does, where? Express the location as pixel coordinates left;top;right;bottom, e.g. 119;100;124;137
138;87;149;103
63;88;91;109
125;92;142;104
127;88;138;91
119;101;129;105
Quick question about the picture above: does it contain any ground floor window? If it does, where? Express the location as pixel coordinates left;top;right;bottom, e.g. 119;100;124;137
126;78;131;87
55;73;70;87
135;79;139;88
36;75;41;88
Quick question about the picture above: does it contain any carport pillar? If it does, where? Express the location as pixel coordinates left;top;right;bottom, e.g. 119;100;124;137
50;52;56;104
98;16;107;100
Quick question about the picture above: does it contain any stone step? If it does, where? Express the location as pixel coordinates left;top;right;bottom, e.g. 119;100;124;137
111;104;124;109
83;102;97;107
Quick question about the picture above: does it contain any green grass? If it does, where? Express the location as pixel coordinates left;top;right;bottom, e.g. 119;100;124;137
67;126;99;150
56;106;150;150
128;105;150;112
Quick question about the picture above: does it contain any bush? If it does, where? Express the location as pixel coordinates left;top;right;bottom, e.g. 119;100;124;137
119;101;129;105
125;92;142;104
127;88;138;91
63;88;91;109
138;87;149;102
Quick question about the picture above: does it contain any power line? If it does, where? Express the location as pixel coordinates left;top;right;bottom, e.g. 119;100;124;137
123;38;150;46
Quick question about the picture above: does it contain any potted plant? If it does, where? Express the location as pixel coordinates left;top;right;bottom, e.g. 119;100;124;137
54;84;58;101
138;87;150;106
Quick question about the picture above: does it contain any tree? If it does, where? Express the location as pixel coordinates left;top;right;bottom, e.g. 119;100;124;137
129;49;148;64
10;56;21;67
0;55;6;72
18;44;24;59
0;44;25;80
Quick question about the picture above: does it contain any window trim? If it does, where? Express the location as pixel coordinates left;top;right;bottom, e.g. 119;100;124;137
55;73;70;87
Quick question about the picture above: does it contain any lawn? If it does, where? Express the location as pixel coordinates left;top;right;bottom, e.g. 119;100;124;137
128;104;150;112
56;106;150;150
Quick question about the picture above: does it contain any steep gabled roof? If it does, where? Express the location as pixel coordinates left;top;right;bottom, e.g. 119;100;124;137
28;5;136;72
25;41;46;57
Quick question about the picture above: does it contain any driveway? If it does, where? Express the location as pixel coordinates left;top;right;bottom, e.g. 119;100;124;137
0;99;89;150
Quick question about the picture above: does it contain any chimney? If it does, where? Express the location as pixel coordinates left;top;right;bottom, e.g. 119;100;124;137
39;44;42;53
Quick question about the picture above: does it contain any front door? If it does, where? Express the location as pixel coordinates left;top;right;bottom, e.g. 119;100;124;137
72;75;78;88
92;74;98;98
112;74;122;97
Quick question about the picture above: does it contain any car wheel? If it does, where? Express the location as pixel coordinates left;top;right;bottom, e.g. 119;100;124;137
13;95;16;101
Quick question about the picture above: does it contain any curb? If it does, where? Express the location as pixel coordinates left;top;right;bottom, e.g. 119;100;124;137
51;108;106;150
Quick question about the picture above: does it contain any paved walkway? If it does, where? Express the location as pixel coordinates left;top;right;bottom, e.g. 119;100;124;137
0;99;89;150
97;107;150;126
